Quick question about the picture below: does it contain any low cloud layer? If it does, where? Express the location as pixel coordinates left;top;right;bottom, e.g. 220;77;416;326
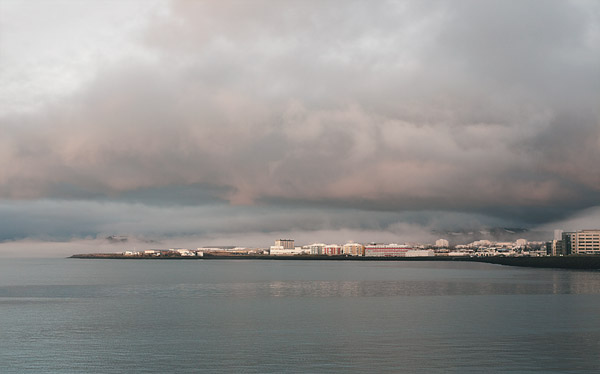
1;0;599;248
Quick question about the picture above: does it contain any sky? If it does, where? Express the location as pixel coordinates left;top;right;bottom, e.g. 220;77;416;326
1;0;599;255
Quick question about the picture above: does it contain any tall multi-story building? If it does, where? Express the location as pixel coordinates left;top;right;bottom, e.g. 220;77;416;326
435;239;449;248
573;230;600;255
275;239;295;249
562;232;575;255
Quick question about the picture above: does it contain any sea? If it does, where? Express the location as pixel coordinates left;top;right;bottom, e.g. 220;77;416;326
1;258;599;373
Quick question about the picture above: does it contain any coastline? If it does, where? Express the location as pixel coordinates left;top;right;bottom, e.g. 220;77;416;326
69;253;600;270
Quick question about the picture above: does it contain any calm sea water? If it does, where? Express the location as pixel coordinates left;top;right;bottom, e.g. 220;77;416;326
1;258;599;373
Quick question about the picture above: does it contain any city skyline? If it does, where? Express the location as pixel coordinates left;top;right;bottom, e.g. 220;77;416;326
1;0;599;256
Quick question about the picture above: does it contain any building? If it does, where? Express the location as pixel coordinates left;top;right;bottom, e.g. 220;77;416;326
269;239;302;255
548;240;563;256
323;244;342;256
270;246;306;255
573;230;600;255
275;239;295;249
405;249;435;257
562;232;575;255
342;241;365;256
172;248;194;256
364;243;412;257
307;243;326;255
435;239;449;248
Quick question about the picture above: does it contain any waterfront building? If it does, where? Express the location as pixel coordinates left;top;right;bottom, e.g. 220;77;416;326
342;241;365;256
173;249;195;256
270;245;306;255
515;239;527;248
526;247;547;257
573;230;600;255
562;232;575;255
308;243;326;255
323;244;342;256
550;240;564;256
364;243;412;257
448;251;470;256
435;239;449;248
197;247;222;252
405;250;435;257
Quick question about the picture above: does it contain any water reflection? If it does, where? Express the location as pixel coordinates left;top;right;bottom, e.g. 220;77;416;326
550;271;600;294
1;264;600;300
2;260;600;374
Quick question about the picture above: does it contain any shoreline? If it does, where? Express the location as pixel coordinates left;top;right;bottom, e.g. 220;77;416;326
69;253;600;270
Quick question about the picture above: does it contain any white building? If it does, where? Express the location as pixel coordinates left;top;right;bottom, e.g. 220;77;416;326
435;239;449;248
405;250;435;257
307;243;326;255
173;249;195;256
448;251;470;256
270;246;307;256
364;244;412;257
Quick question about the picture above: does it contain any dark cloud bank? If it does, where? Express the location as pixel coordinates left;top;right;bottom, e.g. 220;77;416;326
1;0;599;249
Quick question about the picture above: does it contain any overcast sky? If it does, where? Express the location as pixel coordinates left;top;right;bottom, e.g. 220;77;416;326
1;0;599;254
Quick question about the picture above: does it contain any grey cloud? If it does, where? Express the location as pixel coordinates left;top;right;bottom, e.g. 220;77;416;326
0;0;599;240
0;198;514;243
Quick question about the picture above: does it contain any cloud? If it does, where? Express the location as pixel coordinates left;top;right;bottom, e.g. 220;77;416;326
0;0;599;245
538;206;600;233
0;197;516;244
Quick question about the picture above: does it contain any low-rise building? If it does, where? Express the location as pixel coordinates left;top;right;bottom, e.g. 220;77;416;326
308;243;326;255
364;243;412;257
342;241;365;256
323;244;342;256
270;246;307;256
405;249;435;257
173;249;195;256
